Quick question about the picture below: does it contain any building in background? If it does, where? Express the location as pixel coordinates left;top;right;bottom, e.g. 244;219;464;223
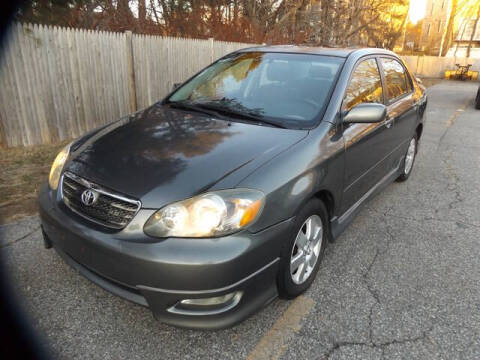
448;16;480;57
403;20;425;53
420;0;450;54
418;0;480;57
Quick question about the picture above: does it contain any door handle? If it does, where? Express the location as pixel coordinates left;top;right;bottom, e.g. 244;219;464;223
385;116;394;128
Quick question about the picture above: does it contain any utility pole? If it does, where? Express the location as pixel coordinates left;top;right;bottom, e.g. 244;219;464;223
439;0;458;57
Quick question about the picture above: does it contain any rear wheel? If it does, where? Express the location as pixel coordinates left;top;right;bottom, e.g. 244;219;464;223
475;87;480;110
277;199;328;299
396;136;417;182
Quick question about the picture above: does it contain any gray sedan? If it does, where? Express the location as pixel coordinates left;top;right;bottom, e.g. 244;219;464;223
39;46;427;329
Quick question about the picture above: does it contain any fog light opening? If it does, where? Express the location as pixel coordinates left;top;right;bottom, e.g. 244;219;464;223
168;291;243;316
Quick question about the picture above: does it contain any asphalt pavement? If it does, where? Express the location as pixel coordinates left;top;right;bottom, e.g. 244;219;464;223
1;80;480;360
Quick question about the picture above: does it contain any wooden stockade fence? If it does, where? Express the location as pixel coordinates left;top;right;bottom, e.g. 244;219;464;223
0;23;254;147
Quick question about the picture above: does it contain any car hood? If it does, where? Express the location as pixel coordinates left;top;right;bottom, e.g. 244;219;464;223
66;103;308;209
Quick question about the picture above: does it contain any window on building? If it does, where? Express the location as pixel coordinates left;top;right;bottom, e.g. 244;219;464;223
438;21;442;32
427;23;431;36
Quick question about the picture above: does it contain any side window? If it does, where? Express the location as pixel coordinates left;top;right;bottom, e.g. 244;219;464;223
343;59;383;112
380;58;410;101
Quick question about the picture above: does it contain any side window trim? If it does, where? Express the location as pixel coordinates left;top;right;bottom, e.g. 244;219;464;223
341;55;386;112
378;56;414;105
376;56;387;106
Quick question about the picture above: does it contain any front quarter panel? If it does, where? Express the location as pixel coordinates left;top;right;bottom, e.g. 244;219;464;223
238;121;345;233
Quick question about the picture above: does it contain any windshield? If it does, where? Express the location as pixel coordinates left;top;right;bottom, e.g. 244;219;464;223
166;52;344;128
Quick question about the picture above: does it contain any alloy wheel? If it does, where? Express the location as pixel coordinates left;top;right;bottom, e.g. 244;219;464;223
290;215;323;285
404;138;416;175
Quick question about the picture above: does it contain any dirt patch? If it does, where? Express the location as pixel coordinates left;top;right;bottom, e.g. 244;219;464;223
0;141;69;225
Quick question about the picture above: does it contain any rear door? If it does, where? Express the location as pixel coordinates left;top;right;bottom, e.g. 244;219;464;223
379;57;418;170
340;57;392;213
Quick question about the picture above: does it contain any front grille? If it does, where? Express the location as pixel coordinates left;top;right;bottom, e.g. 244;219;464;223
61;172;141;229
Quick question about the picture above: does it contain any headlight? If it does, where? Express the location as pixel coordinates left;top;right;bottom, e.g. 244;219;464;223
48;143;71;190
144;189;265;238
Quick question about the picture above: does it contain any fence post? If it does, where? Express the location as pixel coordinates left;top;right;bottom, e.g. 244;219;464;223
125;31;137;112
209;37;214;63
416;55;422;77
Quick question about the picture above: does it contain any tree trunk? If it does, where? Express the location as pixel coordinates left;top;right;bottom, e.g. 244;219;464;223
321;0;331;45
138;0;146;25
399;1;411;51
294;0;309;43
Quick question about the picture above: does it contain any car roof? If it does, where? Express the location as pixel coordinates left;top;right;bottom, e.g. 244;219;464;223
236;45;397;58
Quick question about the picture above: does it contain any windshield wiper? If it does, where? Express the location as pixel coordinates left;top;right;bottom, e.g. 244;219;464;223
167;101;227;120
195;102;286;129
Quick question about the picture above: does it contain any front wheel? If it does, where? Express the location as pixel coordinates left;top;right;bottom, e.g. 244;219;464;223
475;87;480;110
277;199;329;299
396;136;417;182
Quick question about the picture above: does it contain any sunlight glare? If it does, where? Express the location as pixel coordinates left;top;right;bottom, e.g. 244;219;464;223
409;0;427;24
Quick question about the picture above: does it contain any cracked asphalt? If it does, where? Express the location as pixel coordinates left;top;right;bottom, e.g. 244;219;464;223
1;81;480;359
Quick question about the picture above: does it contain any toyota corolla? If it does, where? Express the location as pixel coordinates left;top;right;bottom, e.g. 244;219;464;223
39;46;427;329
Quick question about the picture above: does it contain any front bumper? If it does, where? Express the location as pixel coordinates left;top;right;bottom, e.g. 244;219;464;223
39;185;293;329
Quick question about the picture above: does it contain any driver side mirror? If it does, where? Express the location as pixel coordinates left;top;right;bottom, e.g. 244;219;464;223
343;103;387;124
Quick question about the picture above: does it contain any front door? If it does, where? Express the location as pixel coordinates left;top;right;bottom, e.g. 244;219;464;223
340;57;393;214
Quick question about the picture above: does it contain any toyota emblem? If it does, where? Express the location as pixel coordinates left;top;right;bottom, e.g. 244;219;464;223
81;189;99;206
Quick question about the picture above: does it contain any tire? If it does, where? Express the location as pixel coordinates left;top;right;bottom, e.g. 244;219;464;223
277;198;329;299
396;135;417;182
475;87;480;110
